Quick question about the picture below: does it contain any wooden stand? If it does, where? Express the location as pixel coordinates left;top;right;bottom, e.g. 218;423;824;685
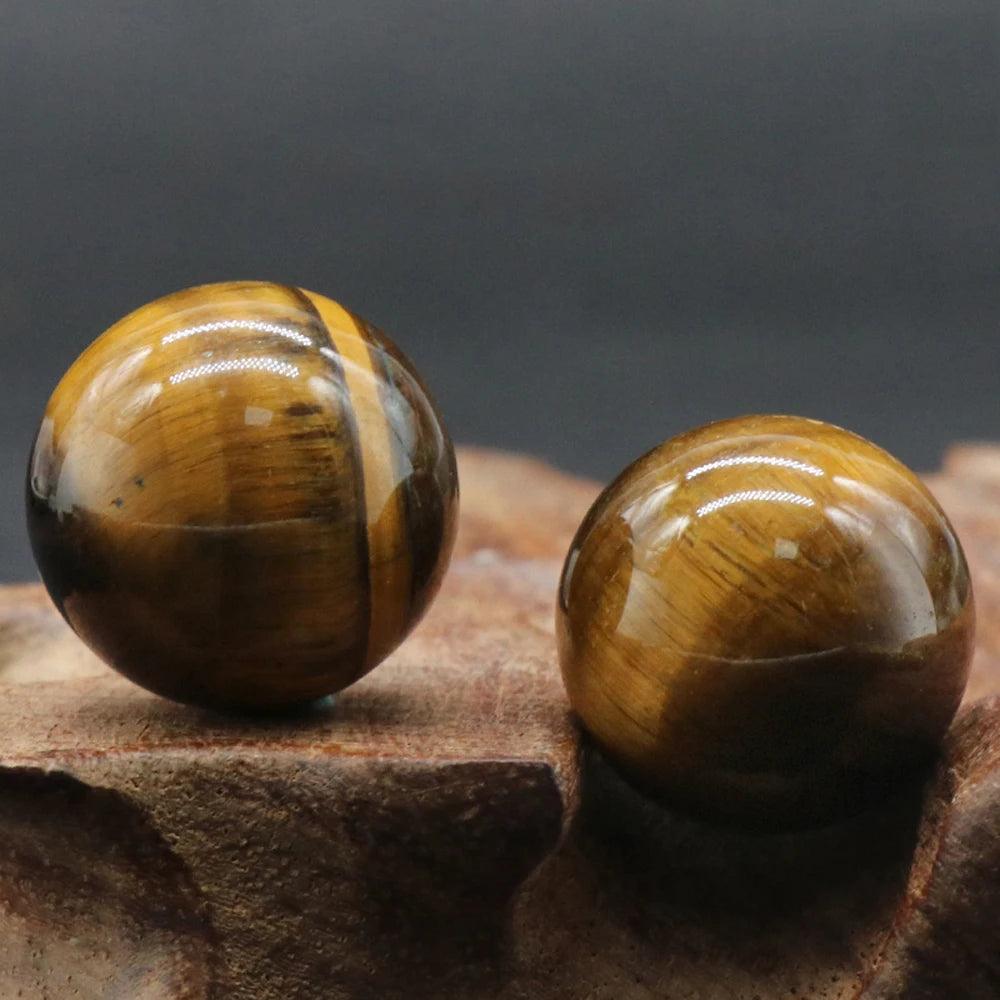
2;447;998;999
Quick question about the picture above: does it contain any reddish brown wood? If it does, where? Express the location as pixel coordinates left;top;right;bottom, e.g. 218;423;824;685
1;446;998;999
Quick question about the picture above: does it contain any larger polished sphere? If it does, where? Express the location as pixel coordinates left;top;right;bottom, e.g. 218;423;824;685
557;416;974;829
27;281;458;709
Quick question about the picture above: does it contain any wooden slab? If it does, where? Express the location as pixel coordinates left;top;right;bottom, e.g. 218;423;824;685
1;446;998;999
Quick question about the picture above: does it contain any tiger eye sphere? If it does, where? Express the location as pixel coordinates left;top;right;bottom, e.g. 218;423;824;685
557;415;974;829
27;281;458;709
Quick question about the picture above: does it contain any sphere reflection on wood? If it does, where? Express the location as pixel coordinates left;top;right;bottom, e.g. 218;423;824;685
27;281;458;709
557;415;974;829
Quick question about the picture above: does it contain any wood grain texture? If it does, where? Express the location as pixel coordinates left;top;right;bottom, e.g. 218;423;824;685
1;445;999;999
26;281;458;708
558;416;975;828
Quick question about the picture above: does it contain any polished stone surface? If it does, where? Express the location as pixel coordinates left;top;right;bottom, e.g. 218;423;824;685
557;415;975;828
27;281;458;709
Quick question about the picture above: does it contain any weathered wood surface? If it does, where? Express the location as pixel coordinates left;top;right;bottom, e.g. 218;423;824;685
1;446;998;999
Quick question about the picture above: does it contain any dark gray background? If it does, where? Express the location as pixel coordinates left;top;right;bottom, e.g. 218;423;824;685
2;1;998;582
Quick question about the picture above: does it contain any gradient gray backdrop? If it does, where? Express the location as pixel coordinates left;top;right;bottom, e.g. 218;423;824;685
3;1;998;581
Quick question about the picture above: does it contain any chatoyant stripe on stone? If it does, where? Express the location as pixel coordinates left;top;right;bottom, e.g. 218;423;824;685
301;289;414;673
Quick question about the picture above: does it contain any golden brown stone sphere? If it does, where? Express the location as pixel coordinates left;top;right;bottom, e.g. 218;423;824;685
557;415;974;829
27;281;458;710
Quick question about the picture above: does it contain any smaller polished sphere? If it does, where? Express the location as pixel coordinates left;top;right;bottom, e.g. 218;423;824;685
557;416;974;829
27;281;458;709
